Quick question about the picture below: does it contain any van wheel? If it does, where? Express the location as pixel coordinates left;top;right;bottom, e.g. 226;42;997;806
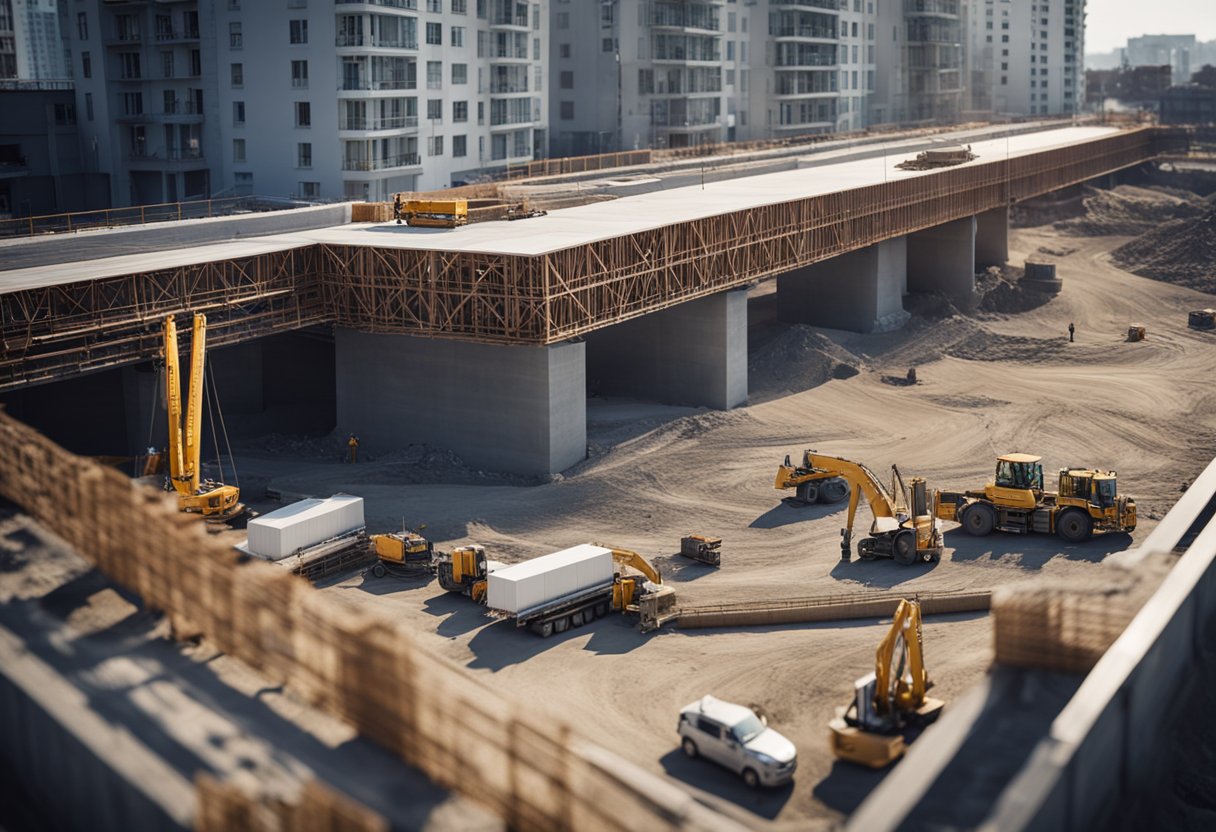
372;563;386;578
742;768;760;789
682;738;698;759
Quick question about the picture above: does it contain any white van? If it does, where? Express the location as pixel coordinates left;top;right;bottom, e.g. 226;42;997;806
677;695;797;788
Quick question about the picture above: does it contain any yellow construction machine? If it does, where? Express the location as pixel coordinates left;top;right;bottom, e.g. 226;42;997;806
792;453;943;564
829;599;944;768
433;543;492;601
162;314;244;522
936;453;1136;543
774;451;852;505
397;198;468;228
370;525;434;577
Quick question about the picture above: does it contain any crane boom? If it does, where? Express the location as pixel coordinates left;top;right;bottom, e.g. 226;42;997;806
184;313;206;494
163;316;189;496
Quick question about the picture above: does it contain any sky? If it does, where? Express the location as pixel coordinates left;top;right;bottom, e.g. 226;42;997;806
1085;0;1216;53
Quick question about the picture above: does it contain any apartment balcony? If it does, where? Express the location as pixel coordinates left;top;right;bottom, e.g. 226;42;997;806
904;0;961;18
341;153;422;172
488;49;531;63
127;147;207;169
772;118;834;132
103;33;143;47
335;0;418;9
116;109;204;125
336;34;418;49
338;79;417;92
652;49;722;65
771;25;838;42
489;81;530;95
772;0;839;11
338;115;419;134
154;29;200;44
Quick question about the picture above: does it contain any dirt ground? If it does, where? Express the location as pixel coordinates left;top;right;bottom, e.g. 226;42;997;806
221;212;1216;828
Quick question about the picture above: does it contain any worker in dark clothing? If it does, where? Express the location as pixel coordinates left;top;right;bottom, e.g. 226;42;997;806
393;194;403;225
348;434;360;464
1068;322;1075;343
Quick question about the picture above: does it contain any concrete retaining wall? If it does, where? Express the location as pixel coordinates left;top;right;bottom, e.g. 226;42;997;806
676;591;991;629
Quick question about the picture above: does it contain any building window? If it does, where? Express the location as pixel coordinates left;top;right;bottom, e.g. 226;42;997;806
559;70;573;89
453;134;467;157
295;101;311;126
427;61;442;89
77;12;87;40
231;63;243;86
560;101;574;120
557;12;568;29
452;26;464;47
559;43;570;59
427;0;442;11
427;98;442;120
162;52;174;78
54;103;75;125
289;20;308;44
229;0;240;9
292;60;309;87
428;135;444;156
233;139;246;162
233;101;245;125
453;100;468;121
299;182;320;198
288;0;308;7
297;142;312;168
452;0;467;13
426;23;441;45
81;52;91;79
84;93;93;121
120;53;141;79
452;63;467;84
230;22;242;49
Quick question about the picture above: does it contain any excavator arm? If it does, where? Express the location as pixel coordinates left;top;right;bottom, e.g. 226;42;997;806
873;599;931;716
806;454;904;558
607;547;663;585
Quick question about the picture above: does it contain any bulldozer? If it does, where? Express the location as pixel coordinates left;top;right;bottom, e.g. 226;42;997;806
396;197;468;228
792;453;943;564
936;453;1136;542
829;599;944;768
774;451;852;505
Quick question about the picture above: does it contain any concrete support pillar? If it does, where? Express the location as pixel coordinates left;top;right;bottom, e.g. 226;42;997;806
975;206;1009;269
335;331;586;476
209;340;264;415
907;216;977;296
585;288;747;409
775;238;909;333
122;364;163;454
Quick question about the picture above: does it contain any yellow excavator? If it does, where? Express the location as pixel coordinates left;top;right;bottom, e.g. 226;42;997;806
774;451;852;504
162;314;244;521
433;545;678;632
936;453;1136;542
794;453;943;564
829;599;945;768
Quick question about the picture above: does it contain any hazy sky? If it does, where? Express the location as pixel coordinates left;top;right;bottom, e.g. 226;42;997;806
1086;0;1216;53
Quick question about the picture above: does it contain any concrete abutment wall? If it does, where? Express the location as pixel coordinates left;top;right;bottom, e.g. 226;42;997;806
335;331;586;476
585;289;748;409
775;238;910;333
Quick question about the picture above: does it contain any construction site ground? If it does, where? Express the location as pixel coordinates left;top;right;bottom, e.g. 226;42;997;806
213;195;1216;829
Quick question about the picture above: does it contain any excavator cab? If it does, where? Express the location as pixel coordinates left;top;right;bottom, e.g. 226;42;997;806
987;453;1043;510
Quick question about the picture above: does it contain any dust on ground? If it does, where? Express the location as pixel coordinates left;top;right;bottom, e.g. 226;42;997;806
219;180;1216;828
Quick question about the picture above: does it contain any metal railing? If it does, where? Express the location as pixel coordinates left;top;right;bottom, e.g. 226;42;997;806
0;195;305;239
341;153;421;171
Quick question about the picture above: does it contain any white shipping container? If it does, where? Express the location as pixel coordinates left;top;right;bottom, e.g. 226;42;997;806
487;544;614;615
246;494;365;560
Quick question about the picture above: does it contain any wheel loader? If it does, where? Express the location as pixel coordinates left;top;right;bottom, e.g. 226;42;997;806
936;453;1136;543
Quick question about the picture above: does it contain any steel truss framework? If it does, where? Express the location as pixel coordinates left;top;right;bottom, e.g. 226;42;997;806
1;128;1184;391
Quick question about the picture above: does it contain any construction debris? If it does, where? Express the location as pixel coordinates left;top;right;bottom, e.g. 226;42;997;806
679;535;722;566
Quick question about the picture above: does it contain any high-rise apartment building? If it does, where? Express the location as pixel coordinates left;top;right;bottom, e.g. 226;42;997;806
64;0;549;207
965;0;1084;118
1;0;70;80
1124;34;1194;86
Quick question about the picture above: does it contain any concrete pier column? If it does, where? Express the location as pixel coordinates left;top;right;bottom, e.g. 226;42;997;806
775;238;909;333
585;288;747;409
975;206;1010;268
907;216;977;296
335;331;586;476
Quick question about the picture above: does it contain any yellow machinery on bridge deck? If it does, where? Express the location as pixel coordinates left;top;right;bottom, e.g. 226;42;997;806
397;198;468;228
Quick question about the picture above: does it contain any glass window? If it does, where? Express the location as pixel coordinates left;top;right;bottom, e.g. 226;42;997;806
289;20;308;44
295;101;310;127
297;142;312;168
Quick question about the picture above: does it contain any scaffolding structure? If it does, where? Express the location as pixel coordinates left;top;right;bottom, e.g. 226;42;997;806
1;128;1184;391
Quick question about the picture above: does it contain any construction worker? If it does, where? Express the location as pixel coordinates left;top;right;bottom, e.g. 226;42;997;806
393;194;403;225
348;434;359;464
1068;322;1075;343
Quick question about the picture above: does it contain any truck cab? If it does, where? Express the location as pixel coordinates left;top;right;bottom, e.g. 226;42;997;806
987;453;1044;509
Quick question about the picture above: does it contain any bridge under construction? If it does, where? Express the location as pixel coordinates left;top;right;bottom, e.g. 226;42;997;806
0;123;1190;474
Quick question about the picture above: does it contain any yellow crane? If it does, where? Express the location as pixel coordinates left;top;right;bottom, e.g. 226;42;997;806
793;453;943;564
829;599;944;767
162;313;243;521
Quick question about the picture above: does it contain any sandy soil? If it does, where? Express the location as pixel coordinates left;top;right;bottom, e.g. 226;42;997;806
222;216;1216;828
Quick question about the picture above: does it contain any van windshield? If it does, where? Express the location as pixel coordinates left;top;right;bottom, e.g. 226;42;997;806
731;714;765;744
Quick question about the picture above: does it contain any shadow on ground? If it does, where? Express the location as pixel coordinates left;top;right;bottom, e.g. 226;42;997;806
945;529;1133;569
829;556;940;588
659;749;794;820
749;500;843;530
464;613;648;671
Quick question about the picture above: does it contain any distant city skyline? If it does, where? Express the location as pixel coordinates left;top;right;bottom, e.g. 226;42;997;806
1086;0;1216;54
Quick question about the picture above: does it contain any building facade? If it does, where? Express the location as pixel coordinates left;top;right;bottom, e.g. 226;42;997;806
1124;34;1195;86
63;0;549;207
1;0;71;81
965;0;1084;119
